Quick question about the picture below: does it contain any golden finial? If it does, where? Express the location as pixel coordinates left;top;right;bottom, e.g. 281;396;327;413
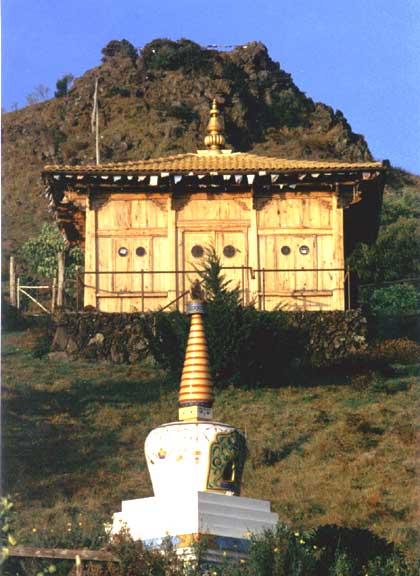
204;98;225;153
178;285;214;422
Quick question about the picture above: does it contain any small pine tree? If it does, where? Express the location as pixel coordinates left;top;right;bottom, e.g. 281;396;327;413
194;246;241;306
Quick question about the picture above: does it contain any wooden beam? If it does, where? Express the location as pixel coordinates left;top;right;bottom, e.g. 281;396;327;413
7;545;117;562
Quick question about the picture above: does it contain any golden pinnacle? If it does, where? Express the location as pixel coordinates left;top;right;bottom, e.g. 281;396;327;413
204;98;225;152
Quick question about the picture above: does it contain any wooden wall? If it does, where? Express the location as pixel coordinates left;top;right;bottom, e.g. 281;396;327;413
84;188;345;312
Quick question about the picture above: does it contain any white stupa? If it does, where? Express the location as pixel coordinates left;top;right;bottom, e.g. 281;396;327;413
112;285;278;563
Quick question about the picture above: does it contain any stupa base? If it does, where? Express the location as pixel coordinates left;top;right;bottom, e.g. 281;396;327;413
112;491;278;562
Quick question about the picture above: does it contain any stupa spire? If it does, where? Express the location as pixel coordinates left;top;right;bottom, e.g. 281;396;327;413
178;281;214;421
204;98;226;153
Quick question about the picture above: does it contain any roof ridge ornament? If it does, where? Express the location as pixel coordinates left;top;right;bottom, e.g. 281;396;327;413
204;98;226;154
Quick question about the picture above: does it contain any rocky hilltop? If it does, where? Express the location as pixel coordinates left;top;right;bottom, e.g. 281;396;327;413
0;38;394;265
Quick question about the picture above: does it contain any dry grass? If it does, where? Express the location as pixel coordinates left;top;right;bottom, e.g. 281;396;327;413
2;328;419;558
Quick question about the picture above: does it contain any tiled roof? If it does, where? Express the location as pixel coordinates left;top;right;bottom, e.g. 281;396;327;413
43;152;385;176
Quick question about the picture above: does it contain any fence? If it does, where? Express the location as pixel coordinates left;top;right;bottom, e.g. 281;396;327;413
7;545;117;575
79;266;350;312
8;253;350;313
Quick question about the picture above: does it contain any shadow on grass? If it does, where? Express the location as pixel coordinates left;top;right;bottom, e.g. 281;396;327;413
2;364;176;501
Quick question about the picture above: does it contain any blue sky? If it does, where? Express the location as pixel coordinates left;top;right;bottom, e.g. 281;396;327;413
2;0;419;173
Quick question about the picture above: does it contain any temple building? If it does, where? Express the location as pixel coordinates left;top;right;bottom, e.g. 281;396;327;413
43;100;387;312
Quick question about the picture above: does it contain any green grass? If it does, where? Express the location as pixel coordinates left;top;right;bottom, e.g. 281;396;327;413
2;329;419;560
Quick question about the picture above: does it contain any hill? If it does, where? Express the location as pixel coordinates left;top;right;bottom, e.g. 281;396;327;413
2;37;391;269
2;328;419;560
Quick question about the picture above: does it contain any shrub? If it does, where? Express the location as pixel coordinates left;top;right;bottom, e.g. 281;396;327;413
265;89;314;128
141;38;213;73
84;529;190;575
348;218;420;285
366;555;420;576
1;296;26;332
101;39;137;61
141;304;303;389
364;284;418;316
369;338;420;366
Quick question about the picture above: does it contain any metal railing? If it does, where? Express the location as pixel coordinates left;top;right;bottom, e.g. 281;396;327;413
77;266;349;312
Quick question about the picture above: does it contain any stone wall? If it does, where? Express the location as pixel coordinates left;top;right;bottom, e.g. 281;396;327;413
50;311;149;364
50;309;368;368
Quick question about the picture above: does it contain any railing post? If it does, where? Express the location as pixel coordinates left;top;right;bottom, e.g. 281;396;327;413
75;554;83;576
51;277;57;313
17;277;20;309
141;269;145;313
76;269;80;311
346;265;351;310
9;256;17;307
262;268;266;311
57;252;65;307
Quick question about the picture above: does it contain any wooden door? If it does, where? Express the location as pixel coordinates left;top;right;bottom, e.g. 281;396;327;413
182;231;215;292
216;231;247;298
130;238;152;293
293;236;317;291
258;235;318;294
97;237;114;295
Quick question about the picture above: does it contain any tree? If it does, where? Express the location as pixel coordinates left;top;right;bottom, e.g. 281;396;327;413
348;218;419;284
101;39;137;61
54;74;74;98
26;84;50;105
348;184;420;285
19;223;83;281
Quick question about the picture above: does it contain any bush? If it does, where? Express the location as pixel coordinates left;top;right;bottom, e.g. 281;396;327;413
368;338;420;366
348;218;420;285
141;38;213;73
265;89;314;128
84;529;192;575
1;297;26;332
364;284;418;316
80;523;418;576
141;304;303;389
101;39;137;61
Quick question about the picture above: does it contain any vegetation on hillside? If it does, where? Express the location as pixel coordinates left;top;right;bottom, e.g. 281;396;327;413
348;171;420;313
2;327;419;567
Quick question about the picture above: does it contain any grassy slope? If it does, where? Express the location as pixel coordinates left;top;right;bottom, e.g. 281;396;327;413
2;329;419;558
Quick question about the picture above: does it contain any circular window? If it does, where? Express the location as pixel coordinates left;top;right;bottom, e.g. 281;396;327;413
223;245;236;258
281;245;291;256
118;247;128;257
299;245;310;255
191;245;204;258
136;246;146;257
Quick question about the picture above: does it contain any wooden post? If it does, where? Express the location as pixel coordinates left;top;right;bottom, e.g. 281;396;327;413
84;196;97;308
17;277;20;309
75;554;83;576
51;277;57;313
57;252;65;307
167;195;177;308
249;195;259;308
9;256;16;307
